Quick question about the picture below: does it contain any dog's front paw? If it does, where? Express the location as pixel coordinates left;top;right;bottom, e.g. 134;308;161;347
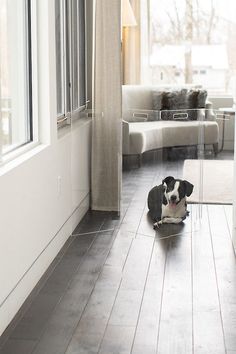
153;220;162;230
153;222;159;230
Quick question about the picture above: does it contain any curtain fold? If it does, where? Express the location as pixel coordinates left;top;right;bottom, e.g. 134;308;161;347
123;0;151;84
91;0;122;212
123;0;141;84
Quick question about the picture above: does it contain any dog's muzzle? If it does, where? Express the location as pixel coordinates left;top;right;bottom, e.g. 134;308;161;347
169;195;178;208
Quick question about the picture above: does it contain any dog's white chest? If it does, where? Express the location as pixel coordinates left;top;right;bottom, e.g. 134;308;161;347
162;198;186;218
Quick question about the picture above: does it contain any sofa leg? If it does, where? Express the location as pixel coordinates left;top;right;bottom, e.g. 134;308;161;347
137;154;142;167
213;143;218;156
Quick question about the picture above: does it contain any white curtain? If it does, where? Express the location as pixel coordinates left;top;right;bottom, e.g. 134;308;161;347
91;0;122;212
123;0;150;84
123;0;141;84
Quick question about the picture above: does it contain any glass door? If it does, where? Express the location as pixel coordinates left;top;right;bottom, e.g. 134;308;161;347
121;101;217;237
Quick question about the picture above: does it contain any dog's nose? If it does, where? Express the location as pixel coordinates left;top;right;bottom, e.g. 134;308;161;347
170;195;177;202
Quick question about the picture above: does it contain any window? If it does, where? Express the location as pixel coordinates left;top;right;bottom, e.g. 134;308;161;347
55;0;87;127
0;0;33;161
149;0;236;95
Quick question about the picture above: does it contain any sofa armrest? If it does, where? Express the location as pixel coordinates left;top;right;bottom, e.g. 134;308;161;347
122;120;130;154
205;100;212;109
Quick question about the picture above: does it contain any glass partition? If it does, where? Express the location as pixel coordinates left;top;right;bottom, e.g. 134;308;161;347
122;105;235;236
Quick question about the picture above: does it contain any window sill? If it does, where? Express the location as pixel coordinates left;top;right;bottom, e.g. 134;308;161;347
0;143;49;177
57;116;92;139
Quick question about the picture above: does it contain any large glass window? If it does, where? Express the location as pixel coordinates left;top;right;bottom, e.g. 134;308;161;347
0;0;33;159
55;0;87;127
149;0;236;95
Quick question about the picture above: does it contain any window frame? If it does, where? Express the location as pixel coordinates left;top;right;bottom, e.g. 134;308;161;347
55;0;88;129
0;0;38;164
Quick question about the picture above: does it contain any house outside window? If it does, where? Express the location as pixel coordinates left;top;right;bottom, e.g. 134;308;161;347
149;0;236;96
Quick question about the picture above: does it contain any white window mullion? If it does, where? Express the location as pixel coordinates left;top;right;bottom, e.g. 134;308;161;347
84;0;88;109
56;0;87;127
0;16;2;163
60;0;65;116
30;0;39;143
67;0;73;121
0;92;2;164
62;0;67;118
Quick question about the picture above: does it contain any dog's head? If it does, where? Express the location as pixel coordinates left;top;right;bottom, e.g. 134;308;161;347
162;176;194;207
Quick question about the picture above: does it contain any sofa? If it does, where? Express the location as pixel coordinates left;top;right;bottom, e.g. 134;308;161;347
122;85;219;163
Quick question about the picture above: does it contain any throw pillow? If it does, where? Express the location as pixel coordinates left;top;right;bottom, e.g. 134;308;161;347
161;89;197;120
162;89;188;110
197;90;207;108
152;91;163;111
187;89;199;108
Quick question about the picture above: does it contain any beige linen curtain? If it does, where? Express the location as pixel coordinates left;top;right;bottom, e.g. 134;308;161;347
91;0;122;212
123;0;151;84
123;0;141;84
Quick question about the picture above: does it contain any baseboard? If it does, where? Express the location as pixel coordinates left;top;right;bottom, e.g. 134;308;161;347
0;193;90;339
70;194;90;233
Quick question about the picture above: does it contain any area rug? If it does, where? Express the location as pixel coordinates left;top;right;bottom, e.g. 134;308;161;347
182;159;234;204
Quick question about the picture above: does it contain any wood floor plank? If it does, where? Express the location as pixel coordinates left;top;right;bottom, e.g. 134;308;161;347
0;339;36;354
208;205;236;352
65;319;107;354
65;286;118;354
72;211;107;235
66;227;136;354
120;235;154;291
120;209;146;234
108;289;143;327
8;234;95;342
137;205;156;238
157;234;192;354
31;231;117;354
224;205;233;236
131;238;168;354
98;325;136;354
104;230;135;270
192;205;226;354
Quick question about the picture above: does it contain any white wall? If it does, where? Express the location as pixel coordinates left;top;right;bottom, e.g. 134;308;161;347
0;0;91;336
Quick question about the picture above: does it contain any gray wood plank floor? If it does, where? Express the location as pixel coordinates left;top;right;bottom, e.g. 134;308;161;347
0;156;236;354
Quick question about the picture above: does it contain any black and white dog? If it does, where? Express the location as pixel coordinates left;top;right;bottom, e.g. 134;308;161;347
148;176;194;229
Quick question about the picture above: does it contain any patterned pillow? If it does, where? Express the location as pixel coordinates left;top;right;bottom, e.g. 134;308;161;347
197;90;207;108
161;89;199;120
162;89;188;110
152;88;207;121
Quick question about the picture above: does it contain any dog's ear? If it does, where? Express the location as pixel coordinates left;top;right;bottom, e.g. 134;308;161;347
183;180;194;197
162;176;174;186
